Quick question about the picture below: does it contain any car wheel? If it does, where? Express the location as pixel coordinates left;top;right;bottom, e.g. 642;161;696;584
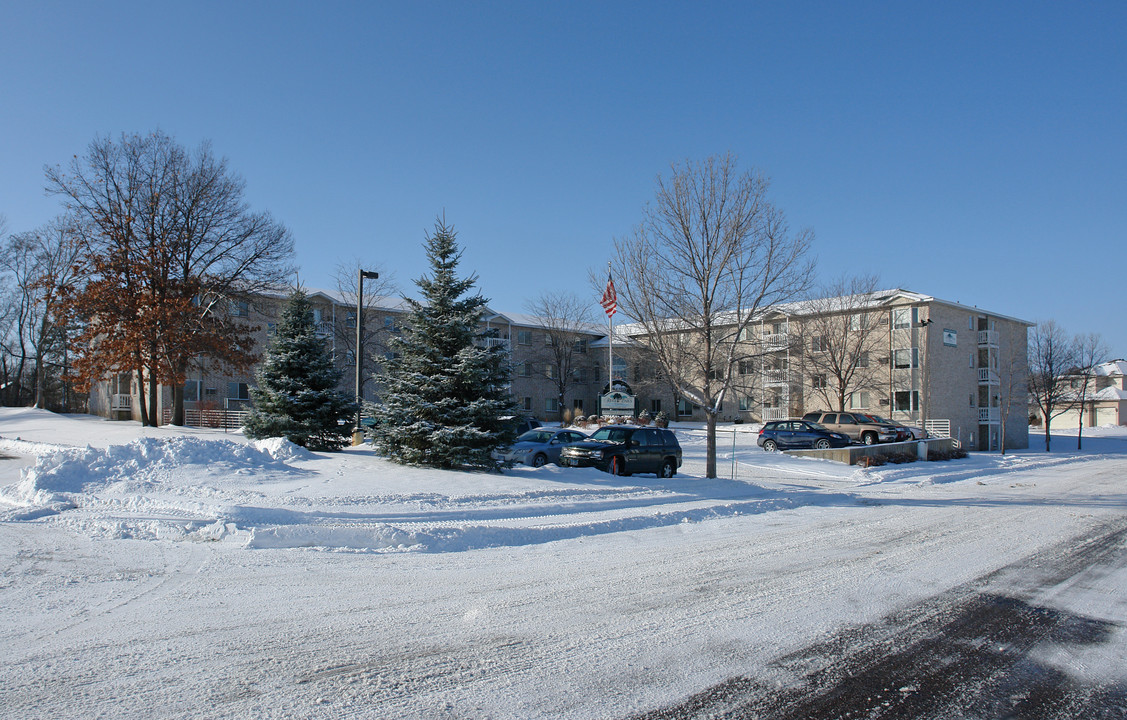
660;459;676;478
862;432;877;445
763;439;778;452
531;453;548;468
814;439;830;450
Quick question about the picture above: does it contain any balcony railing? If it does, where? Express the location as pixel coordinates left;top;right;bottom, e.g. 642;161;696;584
482;337;510;350
761;333;788;350
762;369;789;384
977;330;998;347
111;393;132;411
314;321;334;338
978;407;1000;423
762;407;789;421
977;368;999;384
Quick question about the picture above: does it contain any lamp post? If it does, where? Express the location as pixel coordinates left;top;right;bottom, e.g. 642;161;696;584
354;269;379;444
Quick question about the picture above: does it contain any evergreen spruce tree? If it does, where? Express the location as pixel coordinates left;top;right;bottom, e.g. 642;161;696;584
371;218;518;469
244;289;355;450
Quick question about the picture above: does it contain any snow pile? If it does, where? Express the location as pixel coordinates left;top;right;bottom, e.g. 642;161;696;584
3;435;305;512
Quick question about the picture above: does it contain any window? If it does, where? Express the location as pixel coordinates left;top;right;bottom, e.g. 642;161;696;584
227;382;250;400
849;392;870;409
573;399;584;410
229;300;249;318
811;336;827;352
546;398;560;413
895;391;919;411
970;393;976;408
738;360;755;375
183;380;200;403
739;395;755;411
266;322;276;336
893;348;918;369
519;362;532;378
572;367;588;382
523;397;532;411
574;339;588;354
737;328;752;342
893;308;911;329
384;317;398;332
850;313;869;331
855;352;869;369
545;365;557;379
544;334;554;345
517;330;532;345
970;315;975;330
345;311;356;329
676;398;697;417
312;308;323;324
650;399;662;413
811;374;827;389
204;387;217;398
611;357;627;381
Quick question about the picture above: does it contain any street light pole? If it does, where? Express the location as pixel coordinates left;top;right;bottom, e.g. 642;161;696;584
355;269;379;443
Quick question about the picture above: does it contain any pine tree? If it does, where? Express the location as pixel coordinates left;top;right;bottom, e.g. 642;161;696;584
371;218;518;469
244;289;355;450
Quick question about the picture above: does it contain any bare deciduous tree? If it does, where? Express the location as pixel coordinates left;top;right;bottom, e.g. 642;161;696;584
793;275;884;412
1070;333;1108;451
525;292;597;424
611;153;814;477
1027;320;1078;452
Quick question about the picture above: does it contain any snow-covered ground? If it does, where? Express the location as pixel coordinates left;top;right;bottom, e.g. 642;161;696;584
2;407;1125;718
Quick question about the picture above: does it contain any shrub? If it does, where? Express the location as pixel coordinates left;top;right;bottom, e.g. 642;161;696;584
654;411;669;428
856;455;885;468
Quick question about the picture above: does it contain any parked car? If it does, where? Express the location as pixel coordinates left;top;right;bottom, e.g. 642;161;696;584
492;428;589;467
861;414;928;440
757;420;851;451
800;411;901;445
559;425;682;477
503;416;542;436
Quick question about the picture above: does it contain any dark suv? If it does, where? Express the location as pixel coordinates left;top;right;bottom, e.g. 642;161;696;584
559;425;682;477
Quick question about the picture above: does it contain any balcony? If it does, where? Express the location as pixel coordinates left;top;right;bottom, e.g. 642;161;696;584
977;330;998;347
762;407;789;421
314;322;334;338
111;394;132;411
978;407;1000;423
761;333;788;351
482;337;510;351
977;368;999;385
762;369;789;384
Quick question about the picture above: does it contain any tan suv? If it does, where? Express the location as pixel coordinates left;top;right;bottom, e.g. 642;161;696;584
801;411;900;445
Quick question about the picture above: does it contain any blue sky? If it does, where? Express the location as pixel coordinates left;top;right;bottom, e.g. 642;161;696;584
2;2;1125;357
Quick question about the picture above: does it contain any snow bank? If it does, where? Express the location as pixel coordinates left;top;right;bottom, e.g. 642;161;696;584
3;436;306;511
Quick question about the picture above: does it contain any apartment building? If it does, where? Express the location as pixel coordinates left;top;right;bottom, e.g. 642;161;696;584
89;287;1032;450
619;289;1033;451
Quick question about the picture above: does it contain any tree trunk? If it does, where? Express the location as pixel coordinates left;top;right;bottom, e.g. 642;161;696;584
1043;420;1051;452
1077;404;1084;451
148;369;160;427
172;384;185;426
136;368;150;426
705;412;717;479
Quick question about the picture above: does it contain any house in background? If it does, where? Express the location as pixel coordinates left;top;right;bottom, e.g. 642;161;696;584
1036;359;1127;429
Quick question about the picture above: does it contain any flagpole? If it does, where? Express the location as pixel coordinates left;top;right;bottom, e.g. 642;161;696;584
607;262;613;395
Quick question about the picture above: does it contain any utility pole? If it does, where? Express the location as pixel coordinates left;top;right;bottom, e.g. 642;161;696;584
354;269;379;444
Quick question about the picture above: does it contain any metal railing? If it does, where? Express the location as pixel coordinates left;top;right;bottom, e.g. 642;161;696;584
977;368;999;384
977;407;1000;423
161;408;251;430
977;330;998;347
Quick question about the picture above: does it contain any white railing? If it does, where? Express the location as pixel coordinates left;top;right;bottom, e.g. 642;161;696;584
762;407;789;421
482;337;510;350
762;369;789;384
977;368;999;384
111;394;132;411
978;407;1000;423
162;408;250;429
314;321;334;338
977;330;998;347
761;333;788;350
923;419;951;438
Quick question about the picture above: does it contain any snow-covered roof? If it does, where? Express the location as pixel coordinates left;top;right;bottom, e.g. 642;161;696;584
1095;360;1127;377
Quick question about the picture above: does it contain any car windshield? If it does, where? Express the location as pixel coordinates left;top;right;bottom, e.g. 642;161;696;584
517;430;554;444
588;427;628;444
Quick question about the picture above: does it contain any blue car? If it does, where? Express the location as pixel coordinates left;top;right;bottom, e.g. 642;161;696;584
757;420;850;451
492;428;589;467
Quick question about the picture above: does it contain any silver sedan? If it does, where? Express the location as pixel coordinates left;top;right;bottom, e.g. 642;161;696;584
492;428;589;467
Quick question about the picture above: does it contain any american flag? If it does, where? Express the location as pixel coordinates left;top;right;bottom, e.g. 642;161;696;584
600;273;617;318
